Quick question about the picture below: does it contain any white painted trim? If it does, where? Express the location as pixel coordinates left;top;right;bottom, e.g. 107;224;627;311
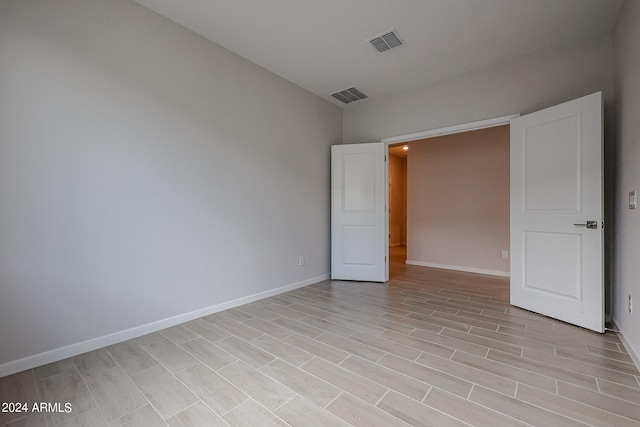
406;260;510;278
0;274;329;378
612;319;640;371
381;114;520;144
385;145;390;282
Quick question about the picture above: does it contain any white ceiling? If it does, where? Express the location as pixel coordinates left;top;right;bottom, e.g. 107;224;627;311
133;0;624;108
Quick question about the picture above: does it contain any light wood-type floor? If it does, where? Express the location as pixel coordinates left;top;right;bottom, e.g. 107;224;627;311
1;247;639;426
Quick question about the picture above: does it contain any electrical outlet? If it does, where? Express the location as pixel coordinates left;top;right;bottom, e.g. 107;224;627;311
298;256;305;266
501;250;509;259
629;295;633;314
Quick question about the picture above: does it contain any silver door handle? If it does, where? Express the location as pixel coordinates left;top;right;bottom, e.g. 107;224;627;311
573;221;597;229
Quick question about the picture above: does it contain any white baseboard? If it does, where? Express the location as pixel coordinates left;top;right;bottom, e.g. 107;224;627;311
0;274;329;378
612;319;640;372
405;260;510;278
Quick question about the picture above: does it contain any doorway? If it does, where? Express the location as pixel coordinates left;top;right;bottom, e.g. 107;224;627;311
387;126;511;280
388;143;408;279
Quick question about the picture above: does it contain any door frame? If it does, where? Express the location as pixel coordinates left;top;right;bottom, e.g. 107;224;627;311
381;115;520;145
380;114;519;277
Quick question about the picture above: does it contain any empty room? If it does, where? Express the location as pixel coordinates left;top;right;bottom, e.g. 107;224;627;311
1;0;639;426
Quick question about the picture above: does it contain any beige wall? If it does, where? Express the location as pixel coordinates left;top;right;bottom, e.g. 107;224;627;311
388;153;407;247
614;0;640;365
406;126;510;275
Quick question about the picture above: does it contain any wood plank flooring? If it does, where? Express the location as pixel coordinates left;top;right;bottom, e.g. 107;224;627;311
1;247;639;426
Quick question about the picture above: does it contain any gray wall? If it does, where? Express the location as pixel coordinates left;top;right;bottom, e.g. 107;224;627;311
343;36;615;144
0;0;341;374
614;0;640;363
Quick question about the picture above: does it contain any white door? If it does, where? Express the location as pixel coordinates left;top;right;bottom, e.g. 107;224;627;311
331;143;388;282
510;92;603;332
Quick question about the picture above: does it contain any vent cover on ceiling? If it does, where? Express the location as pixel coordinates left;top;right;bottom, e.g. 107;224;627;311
330;87;368;104
368;29;403;53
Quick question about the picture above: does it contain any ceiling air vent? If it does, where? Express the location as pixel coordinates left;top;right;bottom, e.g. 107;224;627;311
368;29;403;53
330;87;368;104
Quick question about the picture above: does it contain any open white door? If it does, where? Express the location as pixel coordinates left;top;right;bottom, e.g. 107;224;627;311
510;92;604;332
331;143;388;282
